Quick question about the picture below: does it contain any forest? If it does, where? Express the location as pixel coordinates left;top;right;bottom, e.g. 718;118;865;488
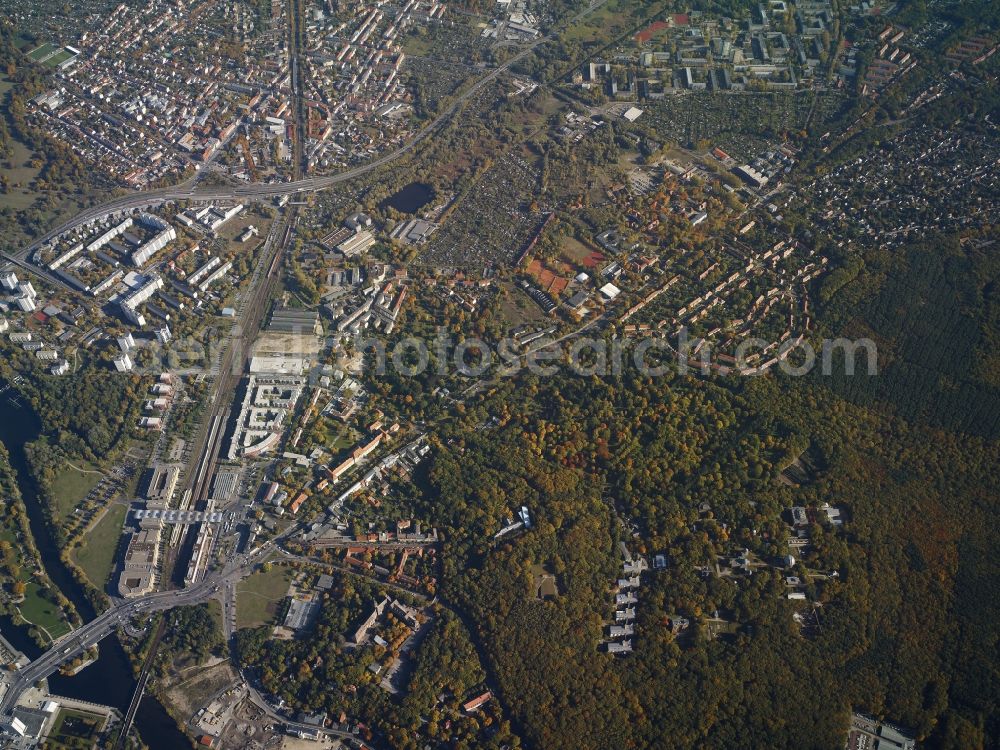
161;603;224;667
0;352;145;467
408;357;1000;749
815;234;1000;440
261;322;999;750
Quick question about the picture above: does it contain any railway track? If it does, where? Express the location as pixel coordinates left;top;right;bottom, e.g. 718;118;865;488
171;207;296;582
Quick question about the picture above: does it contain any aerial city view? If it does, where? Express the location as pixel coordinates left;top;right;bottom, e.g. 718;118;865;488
0;0;997;748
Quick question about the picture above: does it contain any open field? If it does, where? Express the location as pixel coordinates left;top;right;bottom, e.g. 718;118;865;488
25;42;59;62
46;49;75;68
558;235;599;266
0;79;43;213
48;706;104;747
236;567;293;630
559;0;664;45
49;461;103;523
497;281;553;329
71;503;127;590
162;660;236;720
19;581;71;641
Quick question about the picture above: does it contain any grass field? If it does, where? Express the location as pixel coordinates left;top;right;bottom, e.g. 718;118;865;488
49;706;105;746
328;428;358;453
205;598;223;635
49;461;103;522
497;281;552;329
559;0;655;44
46;49;74;68
19;581;71;641
22;43;74;69
559;235;599;266
26;42;58;61
0;79;43;213
71;503;127;590
236;566;293;630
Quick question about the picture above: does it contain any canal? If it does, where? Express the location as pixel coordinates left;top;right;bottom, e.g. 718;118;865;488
0;382;190;748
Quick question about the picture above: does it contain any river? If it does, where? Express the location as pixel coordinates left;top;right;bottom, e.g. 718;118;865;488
0;381;190;749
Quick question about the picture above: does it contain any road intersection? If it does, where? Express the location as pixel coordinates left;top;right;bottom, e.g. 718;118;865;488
0;543;273;718
0;0;616;729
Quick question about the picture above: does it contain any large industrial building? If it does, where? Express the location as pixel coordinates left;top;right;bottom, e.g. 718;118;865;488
337;229;376;257
267;308;322;335
145;465;179;509
117;518;163;597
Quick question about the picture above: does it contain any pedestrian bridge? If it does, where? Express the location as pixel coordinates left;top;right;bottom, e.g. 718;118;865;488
132;508;225;524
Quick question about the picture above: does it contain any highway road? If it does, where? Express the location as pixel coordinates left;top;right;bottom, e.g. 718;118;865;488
0;544;271;718
6;0;612;270
0;0;616;726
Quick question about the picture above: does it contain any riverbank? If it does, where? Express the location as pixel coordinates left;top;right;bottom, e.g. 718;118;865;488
0;409;78;649
0;381;191;749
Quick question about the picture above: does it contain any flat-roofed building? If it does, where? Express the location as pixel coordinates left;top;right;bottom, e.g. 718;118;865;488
145;465;179;509
114;353;134;372
184;522;216;586
345;212;373;231
389;218;437;245
337;229;376;257
733;164;769;189
117;521;163;597
0;267;18;291
268;308;322;335
118;273;164;325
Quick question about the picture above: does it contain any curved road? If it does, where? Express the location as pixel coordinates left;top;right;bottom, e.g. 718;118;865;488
0;539;282;719
11;36;549;266
11;0;613;266
0;0;614;724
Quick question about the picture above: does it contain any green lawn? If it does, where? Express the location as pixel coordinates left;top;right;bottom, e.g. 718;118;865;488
71;503;127;590
236;567;293;630
26;42;58;61
0;79;43;213
205;599;224;637
49;706;104;746
49;461;103;523
328;427;358;452
18;581;71;641
46;49;74;68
